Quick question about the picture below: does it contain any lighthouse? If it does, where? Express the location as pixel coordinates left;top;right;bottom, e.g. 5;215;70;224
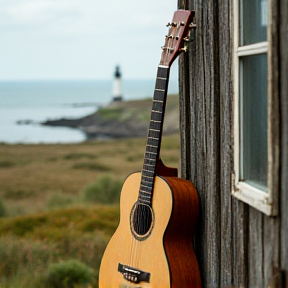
112;66;123;102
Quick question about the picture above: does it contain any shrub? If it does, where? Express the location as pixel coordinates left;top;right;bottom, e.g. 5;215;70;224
0;199;7;217
82;176;122;204
0;160;15;168
45;259;95;288
47;194;74;210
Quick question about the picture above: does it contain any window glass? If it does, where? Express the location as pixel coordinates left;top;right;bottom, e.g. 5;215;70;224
240;0;268;45
240;53;268;191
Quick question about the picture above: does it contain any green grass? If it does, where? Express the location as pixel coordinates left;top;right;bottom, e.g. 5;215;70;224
0;206;119;287
72;162;110;171
63;152;97;160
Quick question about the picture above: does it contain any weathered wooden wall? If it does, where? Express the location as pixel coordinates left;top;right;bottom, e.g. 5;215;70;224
178;0;288;287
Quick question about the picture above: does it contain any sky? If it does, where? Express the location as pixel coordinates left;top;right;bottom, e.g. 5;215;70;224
0;0;179;80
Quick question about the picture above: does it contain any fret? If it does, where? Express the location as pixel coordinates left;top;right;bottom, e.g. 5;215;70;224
142;169;153;174
142;175;154;179
138;198;151;204
155;88;165;92
139;188;152;194
150;120;161;124
148;137;159;142
141;181;153;188
144;157;156;162
141;179;153;186
149;128;160;132
139;194;151;199
144;163;154;167
140;184;152;190
151;109;162;114
157;77;167;80
147;144;158;149
153;99;163;103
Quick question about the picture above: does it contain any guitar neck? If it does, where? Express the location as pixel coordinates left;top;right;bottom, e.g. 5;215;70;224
138;65;170;206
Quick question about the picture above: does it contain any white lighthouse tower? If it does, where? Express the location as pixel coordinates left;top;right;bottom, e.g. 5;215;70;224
112;66;122;102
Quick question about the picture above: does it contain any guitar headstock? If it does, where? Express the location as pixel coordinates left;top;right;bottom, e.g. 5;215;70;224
160;10;195;67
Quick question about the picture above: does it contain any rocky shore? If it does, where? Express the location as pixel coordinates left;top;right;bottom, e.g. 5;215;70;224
41;95;179;139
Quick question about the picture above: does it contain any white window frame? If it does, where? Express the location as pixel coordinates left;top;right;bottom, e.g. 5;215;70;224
232;0;279;216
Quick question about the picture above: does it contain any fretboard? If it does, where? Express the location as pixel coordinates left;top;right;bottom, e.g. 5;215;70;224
138;65;170;206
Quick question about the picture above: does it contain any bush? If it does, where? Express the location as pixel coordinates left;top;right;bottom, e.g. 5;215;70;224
0;199;7;217
47;194;74;210
45;259;95;288
82;176;122;204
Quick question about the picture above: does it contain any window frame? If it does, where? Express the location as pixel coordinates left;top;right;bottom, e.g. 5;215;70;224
232;0;279;216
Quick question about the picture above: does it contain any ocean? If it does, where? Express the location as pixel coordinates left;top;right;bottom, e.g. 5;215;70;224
0;80;178;144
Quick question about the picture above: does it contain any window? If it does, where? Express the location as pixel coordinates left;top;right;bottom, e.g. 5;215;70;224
232;0;279;215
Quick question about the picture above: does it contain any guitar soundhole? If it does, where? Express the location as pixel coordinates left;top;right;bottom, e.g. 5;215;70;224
130;203;154;240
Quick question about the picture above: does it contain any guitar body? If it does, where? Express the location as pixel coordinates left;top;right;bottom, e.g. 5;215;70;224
99;172;201;288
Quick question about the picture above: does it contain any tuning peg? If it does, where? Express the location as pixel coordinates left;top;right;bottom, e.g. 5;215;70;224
180;21;185;26
189;23;197;29
180;46;188;53
183;37;190;42
166;22;171;27
171;22;177;27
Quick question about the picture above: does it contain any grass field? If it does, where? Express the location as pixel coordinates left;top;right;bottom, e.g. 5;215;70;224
0;134;180;287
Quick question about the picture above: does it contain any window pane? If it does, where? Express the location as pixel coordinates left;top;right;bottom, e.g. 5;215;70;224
240;54;268;191
240;0;268;45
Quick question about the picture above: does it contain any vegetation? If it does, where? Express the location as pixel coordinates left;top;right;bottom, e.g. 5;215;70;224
0;133;180;287
45;259;96;288
82;176;122;204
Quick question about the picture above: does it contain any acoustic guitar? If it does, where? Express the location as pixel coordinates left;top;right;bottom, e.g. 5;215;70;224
99;10;201;288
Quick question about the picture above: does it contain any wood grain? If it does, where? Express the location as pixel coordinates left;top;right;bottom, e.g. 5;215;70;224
178;0;286;287
280;0;288;286
99;172;201;288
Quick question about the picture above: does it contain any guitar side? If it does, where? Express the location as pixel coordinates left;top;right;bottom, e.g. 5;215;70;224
99;172;201;288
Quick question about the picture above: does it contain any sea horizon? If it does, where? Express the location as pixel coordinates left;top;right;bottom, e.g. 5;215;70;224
0;79;178;144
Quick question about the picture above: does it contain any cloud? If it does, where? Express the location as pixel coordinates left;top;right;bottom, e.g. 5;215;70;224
0;0;178;79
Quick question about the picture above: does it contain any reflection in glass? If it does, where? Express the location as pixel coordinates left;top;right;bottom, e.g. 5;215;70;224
240;54;268;191
240;0;268;45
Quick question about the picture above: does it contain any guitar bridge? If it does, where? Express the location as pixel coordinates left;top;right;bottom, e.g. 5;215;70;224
118;263;150;284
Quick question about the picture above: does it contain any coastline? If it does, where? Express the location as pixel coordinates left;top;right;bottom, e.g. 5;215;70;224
41;95;179;139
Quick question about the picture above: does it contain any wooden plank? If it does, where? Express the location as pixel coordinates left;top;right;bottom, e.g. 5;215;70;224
232;199;249;287
263;216;280;287
248;208;265;287
280;0;288;284
218;0;233;286
187;0;221;287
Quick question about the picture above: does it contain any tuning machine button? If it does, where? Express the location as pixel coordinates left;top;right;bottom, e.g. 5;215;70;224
166;22;171;27
180;46;188;53
189;22;197;29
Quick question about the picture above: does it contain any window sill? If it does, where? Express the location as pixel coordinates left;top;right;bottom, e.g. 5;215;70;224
232;181;277;216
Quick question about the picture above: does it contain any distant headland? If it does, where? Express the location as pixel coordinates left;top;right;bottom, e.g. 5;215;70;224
41;95;179;140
